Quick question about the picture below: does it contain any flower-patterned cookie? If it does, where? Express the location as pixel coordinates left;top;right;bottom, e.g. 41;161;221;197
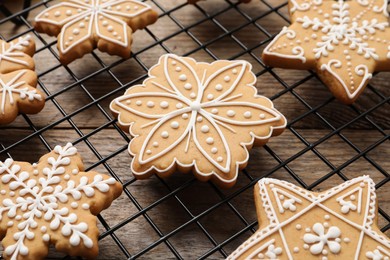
228;176;390;259
110;54;286;188
34;0;158;64
262;0;390;104
0;143;122;260
0;35;45;125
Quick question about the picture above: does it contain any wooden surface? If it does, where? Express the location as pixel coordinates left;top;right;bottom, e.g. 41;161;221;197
0;0;389;259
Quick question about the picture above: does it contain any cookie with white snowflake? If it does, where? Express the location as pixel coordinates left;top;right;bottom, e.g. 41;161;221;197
228;176;390;259
34;0;158;64
110;54;286;188
262;0;390;104
0;35;35;73
0;143;122;260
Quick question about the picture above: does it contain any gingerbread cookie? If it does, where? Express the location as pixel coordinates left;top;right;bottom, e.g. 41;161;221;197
0;143;122;260
0;35;45;125
228;176;390;259
262;0;390;104
34;0;158;64
110;54;286;188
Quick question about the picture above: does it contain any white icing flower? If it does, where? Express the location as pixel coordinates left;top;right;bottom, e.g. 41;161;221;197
303;223;341;255
0;143;117;260
366;249;387;260
262;244;283;259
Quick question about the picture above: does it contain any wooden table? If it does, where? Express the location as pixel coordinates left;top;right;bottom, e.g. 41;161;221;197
0;0;389;259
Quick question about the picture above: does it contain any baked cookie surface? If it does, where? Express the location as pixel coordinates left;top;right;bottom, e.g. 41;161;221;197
0;143;122;260
262;0;390;104
228;176;390;259
35;0;158;64
110;54;286;188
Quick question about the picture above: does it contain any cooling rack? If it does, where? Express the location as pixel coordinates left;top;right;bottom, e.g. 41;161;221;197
0;0;389;259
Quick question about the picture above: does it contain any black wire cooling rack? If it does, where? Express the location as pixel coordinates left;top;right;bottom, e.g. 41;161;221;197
0;0;389;259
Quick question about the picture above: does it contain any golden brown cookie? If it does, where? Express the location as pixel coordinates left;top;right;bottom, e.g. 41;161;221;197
34;0;158;64
262;0;390;104
110;54;286;188
228;176;390;259
0;143;122;260
0;35;45;125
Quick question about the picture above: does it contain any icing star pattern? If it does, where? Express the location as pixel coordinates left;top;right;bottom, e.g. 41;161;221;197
35;0;158;64
110;54;286;188
0;143;122;260
228;176;390;260
262;0;390;104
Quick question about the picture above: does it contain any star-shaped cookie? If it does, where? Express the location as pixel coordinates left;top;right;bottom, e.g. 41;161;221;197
228;176;390;259
34;0;158;64
0;143;122;260
262;0;390;104
110;54;286;188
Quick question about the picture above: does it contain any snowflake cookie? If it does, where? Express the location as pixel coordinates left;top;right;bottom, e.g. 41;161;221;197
0;35;45;125
228;176;390;259
34;0;158;64
262;0;390;104
0;143;122;260
110;54;286;188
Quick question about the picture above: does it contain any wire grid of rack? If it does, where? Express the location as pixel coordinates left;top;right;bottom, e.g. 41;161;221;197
0;0;389;259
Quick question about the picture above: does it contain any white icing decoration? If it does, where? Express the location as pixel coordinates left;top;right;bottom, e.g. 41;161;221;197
35;0;153;54
0;70;42;114
245;239;283;259
0;143;118;259
227;176;390;260
111;54;285;178
336;185;363;214
366;246;390;260
0;35;32;67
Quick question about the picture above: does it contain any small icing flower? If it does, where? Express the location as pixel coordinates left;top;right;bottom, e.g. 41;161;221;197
261;244;283;259
366;249;388;260
303;223;341;255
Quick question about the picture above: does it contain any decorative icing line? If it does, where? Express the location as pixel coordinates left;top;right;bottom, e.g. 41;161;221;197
112;54;284;175
290;0;323;13
0;35;31;67
227;176;390;259
0;70;42;114
0;143;117;259
35;0;152;54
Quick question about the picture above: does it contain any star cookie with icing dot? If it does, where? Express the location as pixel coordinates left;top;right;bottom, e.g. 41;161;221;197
228;176;390;260
110;54;286;188
262;0;390;104
0;143;122;260
34;0;158;64
0;35;45;125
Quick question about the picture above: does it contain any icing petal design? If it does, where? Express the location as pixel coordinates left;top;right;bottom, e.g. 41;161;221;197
0;143;122;260
262;0;390;104
110;54;286;188
228;176;390;259
35;0;158;64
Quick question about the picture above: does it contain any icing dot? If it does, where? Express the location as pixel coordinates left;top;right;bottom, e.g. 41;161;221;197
360;183;365;187
146;150;152;155
171;60;177;65
41;226;47;233
44;12;49;17
259;113;266;119
215;84;223;91
113;32;118;36
64;174;70;180
184;83;192;90
243;111;252;118
175;66;182;72
33;170;39;175
201;125;210;133
303;244;309;250
232;69;238;74
179;74;187;81
77;8;82;13
293;247;299;253
197;116;203;122
79;22;85;28
182;113;189;119
69;36;73;41
15;215;21;220
107;26;114;32
116;5;121;10
322;257;328;260
147;101;155;108
323;222;329;228
160;101;169;109
324;215;330;220
0;190;5;195
296;224;302;230
65;42;69;47
207;94;214;100
72;169;79;175
206;137;214;144
217;157;223;162
350;195;356;200
322;249;328;255
176;103;183;109
227;110;236;117
161;131;169;138
211;147;218;154
9;191;15;197
73;29;80;35
305;228;311;232
82;203;90;210
66;10;72;16
224;76;231;82
190;92;196;99
344;238;350;243
136;100;142;106
153;142;159;147
126;5;131;10
102;21;109;26
171;121;179;129
336;238;341;243
42;234;50;242
54;11;61;17
211;108;218;114
258;253;264;259
71;202;78;208
7;221;13;227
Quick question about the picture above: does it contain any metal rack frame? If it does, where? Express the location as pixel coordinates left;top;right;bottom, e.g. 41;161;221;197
0;0;389;259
